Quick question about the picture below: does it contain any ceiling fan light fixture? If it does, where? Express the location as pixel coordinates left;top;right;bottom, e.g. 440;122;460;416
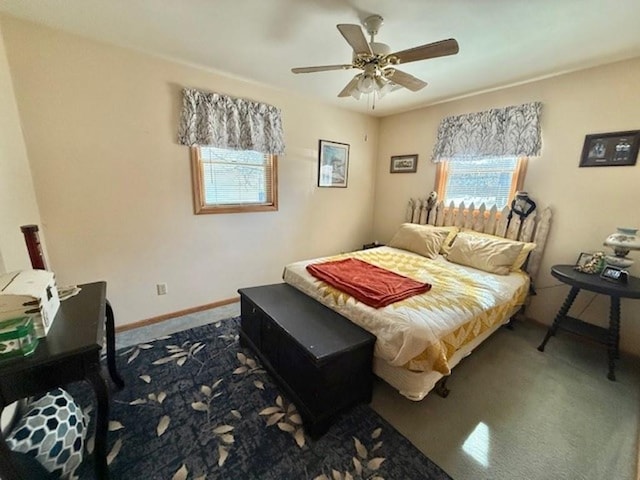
357;74;376;94
348;69;398;99
374;76;394;98
349;78;363;99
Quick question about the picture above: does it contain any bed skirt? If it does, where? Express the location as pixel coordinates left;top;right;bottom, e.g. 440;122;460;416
373;312;513;401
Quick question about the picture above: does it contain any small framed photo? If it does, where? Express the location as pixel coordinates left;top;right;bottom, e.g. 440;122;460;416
575;252;594;269
579;130;640;167
390;154;418;173
318;139;349;187
574;251;605;274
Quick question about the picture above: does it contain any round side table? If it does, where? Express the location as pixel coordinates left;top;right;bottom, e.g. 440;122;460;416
537;264;640;380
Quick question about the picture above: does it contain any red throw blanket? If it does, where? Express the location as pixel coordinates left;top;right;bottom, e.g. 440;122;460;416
306;258;431;308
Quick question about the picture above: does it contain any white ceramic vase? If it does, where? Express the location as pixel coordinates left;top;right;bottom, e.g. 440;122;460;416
604;227;640;268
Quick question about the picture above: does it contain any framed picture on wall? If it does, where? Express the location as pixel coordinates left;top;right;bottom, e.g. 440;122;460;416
318;139;349;187
579;130;640;167
390;154;418;173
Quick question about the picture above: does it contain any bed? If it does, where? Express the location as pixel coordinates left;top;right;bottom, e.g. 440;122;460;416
283;196;552;401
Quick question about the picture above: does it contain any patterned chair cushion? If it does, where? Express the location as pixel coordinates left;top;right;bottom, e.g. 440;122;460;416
6;388;86;480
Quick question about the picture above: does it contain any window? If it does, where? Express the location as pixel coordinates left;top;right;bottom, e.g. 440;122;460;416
191;146;278;214
435;157;527;210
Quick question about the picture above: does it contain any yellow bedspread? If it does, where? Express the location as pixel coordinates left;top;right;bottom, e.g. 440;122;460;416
283;246;529;375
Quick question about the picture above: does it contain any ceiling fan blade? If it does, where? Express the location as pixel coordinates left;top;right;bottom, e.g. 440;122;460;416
291;64;354;74
337;24;372;56
390;38;459;64
337;76;360;97
385;69;428;91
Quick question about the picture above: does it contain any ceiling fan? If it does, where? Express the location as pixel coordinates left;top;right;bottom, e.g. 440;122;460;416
291;15;459;100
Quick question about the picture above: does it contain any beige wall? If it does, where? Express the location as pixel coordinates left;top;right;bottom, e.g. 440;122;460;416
3;14;640;357
374;57;640;356
0;16;379;326
0;21;44;274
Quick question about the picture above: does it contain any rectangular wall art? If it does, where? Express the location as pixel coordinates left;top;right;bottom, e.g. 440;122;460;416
318;140;349;187
579;130;640;167
390;154;418;173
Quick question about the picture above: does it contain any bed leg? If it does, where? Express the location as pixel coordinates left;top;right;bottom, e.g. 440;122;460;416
506;305;526;330
434;377;450;398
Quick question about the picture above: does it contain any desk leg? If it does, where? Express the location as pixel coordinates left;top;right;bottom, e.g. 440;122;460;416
607;297;620;381
88;369;110;480
538;286;580;351
105;300;125;390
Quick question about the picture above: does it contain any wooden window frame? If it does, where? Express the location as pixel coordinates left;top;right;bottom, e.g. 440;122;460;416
434;157;528;212
190;147;278;215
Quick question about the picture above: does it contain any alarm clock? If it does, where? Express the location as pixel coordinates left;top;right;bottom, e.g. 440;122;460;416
600;265;628;283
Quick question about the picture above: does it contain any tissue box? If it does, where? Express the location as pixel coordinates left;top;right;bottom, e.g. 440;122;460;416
0;315;38;358
0;270;60;338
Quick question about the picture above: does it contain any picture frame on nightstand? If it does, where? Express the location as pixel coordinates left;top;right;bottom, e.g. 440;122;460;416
575;252;594;269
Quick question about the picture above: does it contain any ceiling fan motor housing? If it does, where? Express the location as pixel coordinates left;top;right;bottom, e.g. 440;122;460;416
352;42;391;66
370;42;391;56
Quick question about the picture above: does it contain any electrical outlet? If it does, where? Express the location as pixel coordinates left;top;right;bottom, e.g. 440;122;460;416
156;283;167;295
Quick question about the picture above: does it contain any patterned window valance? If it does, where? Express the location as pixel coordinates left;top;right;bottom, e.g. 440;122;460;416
177;88;285;155
431;102;542;162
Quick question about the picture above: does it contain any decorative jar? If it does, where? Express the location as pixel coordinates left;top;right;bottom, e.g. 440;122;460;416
604;227;640;267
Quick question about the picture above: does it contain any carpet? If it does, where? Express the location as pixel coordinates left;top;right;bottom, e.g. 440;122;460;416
69;317;452;479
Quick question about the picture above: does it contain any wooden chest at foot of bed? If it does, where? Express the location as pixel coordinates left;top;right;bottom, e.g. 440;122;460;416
238;283;375;438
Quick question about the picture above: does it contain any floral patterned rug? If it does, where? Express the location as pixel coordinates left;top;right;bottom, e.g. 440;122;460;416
71;317;452;479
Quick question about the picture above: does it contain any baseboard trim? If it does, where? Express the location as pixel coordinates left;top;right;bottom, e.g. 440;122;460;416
115;297;240;333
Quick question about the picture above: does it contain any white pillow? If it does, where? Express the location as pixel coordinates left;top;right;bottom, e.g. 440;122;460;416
419;224;459;254
447;232;524;275
388;223;449;259
459;229;536;272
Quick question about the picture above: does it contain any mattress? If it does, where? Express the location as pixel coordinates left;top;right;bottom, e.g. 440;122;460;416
282;246;529;375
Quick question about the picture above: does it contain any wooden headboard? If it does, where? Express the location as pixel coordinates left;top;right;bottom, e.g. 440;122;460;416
406;195;552;282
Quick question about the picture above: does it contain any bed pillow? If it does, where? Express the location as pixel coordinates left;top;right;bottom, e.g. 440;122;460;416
388;223;450;259
512;242;536;271
459;230;536;272
419;225;459;254
447;232;524;275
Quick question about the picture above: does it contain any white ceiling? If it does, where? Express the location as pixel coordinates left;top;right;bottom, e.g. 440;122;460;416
1;0;640;116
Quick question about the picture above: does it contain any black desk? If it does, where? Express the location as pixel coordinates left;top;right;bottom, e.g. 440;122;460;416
538;265;640;380
0;282;124;479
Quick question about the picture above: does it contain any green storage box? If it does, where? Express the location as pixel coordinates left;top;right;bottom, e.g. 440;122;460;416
0;315;38;359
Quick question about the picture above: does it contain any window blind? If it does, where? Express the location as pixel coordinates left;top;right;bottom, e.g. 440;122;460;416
200;147;273;206
444;157;518;209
